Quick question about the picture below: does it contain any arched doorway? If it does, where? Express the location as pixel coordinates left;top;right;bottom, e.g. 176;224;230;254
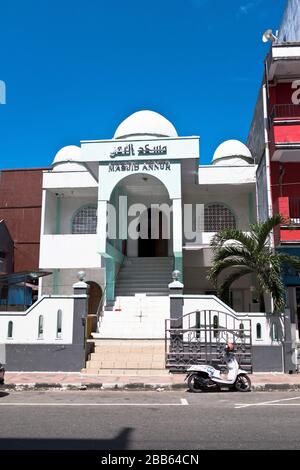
138;207;169;257
109;173;173;258
86;281;102;338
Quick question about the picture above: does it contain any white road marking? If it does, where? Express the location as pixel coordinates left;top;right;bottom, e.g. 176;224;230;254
235;395;300;409
0;400;188;407
261;403;300;406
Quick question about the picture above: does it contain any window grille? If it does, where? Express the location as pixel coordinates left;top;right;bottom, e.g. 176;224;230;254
72;206;97;234
204;204;236;232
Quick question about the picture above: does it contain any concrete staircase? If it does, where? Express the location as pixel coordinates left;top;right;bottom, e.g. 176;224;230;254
94;295;170;339
115;257;173;296
83;339;168;376
84;257;173;375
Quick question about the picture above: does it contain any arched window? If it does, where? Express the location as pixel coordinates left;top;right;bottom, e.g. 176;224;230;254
256;323;262;340
272;323;279;342
38;315;44;339
239;322;245;338
7;321;13;339
56;309;62;339
72;205;97;234
204;204;236;232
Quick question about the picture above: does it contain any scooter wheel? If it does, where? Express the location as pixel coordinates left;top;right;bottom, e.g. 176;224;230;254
187;373;205;393
235;374;251;392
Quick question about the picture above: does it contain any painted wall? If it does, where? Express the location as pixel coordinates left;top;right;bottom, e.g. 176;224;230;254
43;191;56;235
273;124;300;144
247;88;265;162
40;235;102;269
43;169;98;190
41;267;105;296
43;192;98;235
60;196;98;234
256;156;269;222
269;82;298;109
182;185;254;244
198;165;256;186
0;296;74;343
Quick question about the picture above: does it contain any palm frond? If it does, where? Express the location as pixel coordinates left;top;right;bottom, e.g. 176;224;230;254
217;268;253;304
212;244;253;264
210;229;256;253
278;253;300;272
208;257;252;284
250;214;283;251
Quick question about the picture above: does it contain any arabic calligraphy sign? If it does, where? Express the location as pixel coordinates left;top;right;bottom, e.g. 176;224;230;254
110;144;167;159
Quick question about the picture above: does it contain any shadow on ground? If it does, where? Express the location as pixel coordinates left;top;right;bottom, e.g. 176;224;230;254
0;427;133;450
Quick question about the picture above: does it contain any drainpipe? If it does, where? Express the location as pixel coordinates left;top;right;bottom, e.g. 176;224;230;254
262;81;274;246
262;65;275;315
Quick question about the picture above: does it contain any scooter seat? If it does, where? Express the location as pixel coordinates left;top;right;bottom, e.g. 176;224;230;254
212;363;227;373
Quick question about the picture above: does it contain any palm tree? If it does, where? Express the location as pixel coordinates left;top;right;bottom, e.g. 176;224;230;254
208;214;300;312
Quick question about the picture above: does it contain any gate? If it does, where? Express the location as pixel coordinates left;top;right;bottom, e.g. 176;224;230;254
165;310;252;373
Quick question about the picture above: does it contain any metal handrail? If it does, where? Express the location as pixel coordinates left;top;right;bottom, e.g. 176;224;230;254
270;104;300;121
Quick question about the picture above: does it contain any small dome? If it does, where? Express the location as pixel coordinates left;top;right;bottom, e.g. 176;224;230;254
212;140;253;166
53;145;81;165
113;110;178;139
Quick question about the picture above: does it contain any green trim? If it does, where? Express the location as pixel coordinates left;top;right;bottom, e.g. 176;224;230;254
106;258;115;301
174;252;183;282
55;196;61;235
52;269;60;295
106;242;125;264
248;192;255;224
103;242;125;301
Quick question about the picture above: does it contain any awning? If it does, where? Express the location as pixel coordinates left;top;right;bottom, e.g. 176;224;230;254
0;270;52;286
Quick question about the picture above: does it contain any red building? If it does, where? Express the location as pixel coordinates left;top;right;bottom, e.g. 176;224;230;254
247;1;300;366
0;168;46;272
248;43;300;245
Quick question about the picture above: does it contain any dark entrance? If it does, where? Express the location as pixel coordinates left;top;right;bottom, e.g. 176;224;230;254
138;208;168;257
86;281;102;338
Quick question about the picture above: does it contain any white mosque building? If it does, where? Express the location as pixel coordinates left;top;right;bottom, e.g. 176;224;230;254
38;110;257;339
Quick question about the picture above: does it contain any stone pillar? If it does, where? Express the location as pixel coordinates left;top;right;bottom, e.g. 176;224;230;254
283;297;297;374
282;288;298;373
172;198;183;281
72;272;89;369
169;271;184;328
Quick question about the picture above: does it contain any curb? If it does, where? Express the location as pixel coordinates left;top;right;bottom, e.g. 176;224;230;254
3;382;300;392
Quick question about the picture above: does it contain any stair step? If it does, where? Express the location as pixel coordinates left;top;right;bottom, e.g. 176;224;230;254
84;339;167;375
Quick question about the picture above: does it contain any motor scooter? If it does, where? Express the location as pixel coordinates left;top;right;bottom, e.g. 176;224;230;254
185;345;251;393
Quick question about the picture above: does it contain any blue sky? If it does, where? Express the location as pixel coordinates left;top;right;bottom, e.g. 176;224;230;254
0;0;287;168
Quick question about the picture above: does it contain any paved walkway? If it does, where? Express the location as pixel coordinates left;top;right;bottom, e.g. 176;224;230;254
3;371;300;391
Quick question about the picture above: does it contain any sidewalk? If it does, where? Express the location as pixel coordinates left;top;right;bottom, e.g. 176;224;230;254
3;371;300;391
